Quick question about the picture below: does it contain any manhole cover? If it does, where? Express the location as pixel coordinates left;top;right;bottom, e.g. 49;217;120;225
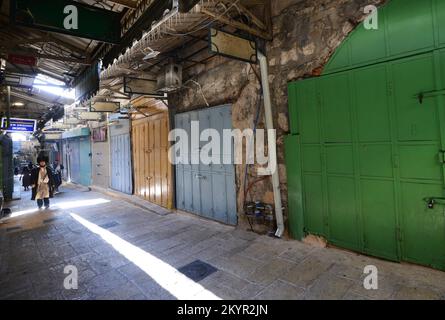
99;221;120;229
178;260;218;282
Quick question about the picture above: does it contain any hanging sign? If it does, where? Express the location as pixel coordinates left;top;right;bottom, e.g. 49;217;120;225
7;54;37;67
90;101;120;113
78;112;102;121
1;117;37;133
123;77;164;97
75;62;100;102
51;122;71;130
92;126;107;142
44;133;63;140
64;117;81;125
209;28;257;64
10;0;121;44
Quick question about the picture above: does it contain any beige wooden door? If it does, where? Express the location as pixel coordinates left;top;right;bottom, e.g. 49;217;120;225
132;112;173;209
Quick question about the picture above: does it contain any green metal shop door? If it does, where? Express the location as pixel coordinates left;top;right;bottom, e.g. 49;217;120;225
286;51;445;269
286;0;445;270
396;52;445;269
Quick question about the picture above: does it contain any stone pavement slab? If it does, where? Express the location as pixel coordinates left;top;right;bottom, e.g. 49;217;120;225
0;185;444;300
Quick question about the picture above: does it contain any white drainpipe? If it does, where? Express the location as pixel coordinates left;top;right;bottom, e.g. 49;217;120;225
258;50;285;238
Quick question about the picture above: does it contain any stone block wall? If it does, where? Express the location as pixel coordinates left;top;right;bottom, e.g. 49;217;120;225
169;0;386;234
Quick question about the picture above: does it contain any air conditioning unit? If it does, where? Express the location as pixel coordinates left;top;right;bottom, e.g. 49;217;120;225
156;63;182;92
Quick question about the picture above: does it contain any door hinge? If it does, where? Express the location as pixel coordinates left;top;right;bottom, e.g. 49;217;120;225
439;150;445;164
396;227;402;242
388;82;394;96
392;154;400;169
316;92;322;105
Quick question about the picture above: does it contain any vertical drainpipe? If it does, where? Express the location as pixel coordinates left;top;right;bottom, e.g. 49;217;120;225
6;86;11;129
257;50;285;238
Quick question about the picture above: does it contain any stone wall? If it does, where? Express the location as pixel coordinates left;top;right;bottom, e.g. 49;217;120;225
169;0;386;234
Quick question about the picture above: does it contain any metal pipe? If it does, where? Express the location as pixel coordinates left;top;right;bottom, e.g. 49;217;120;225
6;86;11;128
258;50;285;238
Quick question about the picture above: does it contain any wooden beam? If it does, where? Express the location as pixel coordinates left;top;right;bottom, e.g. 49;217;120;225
231;2;267;30
264;0;272;38
0;49;91;65
106;88;131;99
240;0;266;5
217;1;267;30
200;1;267;30
105;0;138;9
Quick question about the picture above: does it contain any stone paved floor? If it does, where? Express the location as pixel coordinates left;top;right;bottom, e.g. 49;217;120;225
1;185;445;300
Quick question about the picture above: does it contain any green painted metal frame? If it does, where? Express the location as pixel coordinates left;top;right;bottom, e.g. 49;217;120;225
10;0;122;44
324;0;445;75
284;134;304;240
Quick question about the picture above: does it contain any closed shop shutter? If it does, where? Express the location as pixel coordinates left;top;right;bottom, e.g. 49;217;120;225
92;141;110;189
68;139;81;184
175;105;237;225
110;119;133;195
132;111;173;209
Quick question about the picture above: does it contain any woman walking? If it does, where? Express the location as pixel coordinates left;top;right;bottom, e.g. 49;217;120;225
21;166;31;191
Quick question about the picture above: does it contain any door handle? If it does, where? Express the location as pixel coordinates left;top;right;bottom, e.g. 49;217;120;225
424;197;445;209
417;89;445;104
195;174;206;180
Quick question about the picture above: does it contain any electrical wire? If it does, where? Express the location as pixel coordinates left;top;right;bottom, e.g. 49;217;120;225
162;0;242;37
183;79;210;107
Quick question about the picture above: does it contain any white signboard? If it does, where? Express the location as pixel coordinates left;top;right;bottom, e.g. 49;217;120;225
78;112;102;121
64;118;81;125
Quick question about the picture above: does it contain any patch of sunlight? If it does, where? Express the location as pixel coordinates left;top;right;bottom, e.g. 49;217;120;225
6;198;110;219
8;208;40;219
10;132;27;142
70;213;221;300
56;198;110;209
33;74;75;99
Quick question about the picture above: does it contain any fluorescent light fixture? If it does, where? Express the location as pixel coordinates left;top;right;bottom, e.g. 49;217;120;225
12;102;24;107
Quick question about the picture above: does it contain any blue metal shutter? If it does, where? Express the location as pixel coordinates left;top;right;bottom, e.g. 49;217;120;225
175;105;237;225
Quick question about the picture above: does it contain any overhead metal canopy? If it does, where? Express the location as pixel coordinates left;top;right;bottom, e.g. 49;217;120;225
0;0;272;125
0;0;129;123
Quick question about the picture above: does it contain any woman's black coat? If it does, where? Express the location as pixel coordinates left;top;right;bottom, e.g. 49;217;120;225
21;167;31;188
30;166;55;200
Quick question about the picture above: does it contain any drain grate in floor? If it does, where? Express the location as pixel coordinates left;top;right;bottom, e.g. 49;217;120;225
99;221;120;229
178;260;218;282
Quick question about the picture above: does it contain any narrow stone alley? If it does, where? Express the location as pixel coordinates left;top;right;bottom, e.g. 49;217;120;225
1;185;444;300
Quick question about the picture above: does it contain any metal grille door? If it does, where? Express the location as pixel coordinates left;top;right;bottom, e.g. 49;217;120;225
68;140;81;185
175;105;237;225
92;141;109;189
110;132;133;194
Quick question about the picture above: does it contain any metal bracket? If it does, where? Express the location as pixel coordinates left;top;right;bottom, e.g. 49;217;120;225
417;89;445;104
